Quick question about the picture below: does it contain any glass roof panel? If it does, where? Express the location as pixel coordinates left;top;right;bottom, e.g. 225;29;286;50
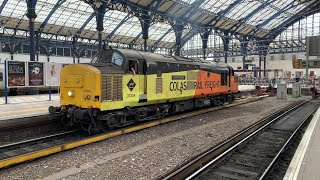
161;31;176;43
1;0;27;20
36;0;58;23
200;0;234;14
110;13;141;38
149;22;172;41
264;4;308;30
180;0;197;4
226;1;262;20
247;7;277;26
46;0;92;29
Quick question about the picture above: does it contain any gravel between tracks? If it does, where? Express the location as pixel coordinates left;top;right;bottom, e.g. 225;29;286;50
0;97;308;180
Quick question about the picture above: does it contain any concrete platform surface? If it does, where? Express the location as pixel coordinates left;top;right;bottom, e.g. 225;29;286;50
284;107;320;180
0;94;59;104
0;94;59;120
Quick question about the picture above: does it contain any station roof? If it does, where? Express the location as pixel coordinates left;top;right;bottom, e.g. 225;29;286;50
0;0;319;49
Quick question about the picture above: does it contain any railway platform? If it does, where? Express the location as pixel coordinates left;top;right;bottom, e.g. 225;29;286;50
0;86;256;121
284;107;320;180
0;94;59;120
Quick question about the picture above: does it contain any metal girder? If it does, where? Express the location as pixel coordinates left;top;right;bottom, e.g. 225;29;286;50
211;0;244;27
148;0;164;12
106;14;133;41
39;0;66;33
185;0;206;20
181;28;203;46
248;1;297;36
230;0;275;33
74;12;95;40
0;0;8;14
130;22;156;45
268;1;320;38
153;27;173;46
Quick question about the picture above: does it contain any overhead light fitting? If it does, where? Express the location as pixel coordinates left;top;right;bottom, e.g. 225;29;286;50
94;0;102;8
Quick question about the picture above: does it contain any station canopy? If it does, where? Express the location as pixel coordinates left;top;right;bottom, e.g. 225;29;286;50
0;0;319;49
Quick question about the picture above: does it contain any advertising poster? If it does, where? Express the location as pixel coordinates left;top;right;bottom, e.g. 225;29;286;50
7;61;26;87
46;63;62;86
28;62;44;86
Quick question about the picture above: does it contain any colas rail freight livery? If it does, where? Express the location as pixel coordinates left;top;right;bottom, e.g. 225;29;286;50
49;48;239;134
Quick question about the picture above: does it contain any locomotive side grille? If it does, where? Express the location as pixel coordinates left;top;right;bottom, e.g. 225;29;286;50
156;78;162;93
106;76;112;100
101;76;107;100
112;76;123;101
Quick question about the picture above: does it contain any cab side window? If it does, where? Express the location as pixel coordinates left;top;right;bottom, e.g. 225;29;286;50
128;60;138;74
111;52;123;66
0;72;3;82
221;73;228;86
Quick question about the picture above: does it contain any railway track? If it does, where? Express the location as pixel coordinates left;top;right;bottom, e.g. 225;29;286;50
162;99;319;180
0;96;263;169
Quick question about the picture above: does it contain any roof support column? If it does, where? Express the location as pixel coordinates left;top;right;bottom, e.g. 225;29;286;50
200;31;210;60
95;2;107;51
26;0;37;61
259;50;262;78
173;23;184;56
9;40;15;60
72;37;77;64
141;12;151;52
257;40;270;78
35;32;40;61
240;36;249;69
222;35;230;63
46;46;50;62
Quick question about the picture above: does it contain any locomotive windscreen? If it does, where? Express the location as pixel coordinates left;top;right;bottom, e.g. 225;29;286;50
90;50;124;67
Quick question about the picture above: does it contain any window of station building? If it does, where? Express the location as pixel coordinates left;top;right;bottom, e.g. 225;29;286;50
111;52;123;66
22;44;30;54
2;43;10;53
0;72;3;81
57;47;64;56
270;55;274;61
251;57;255;62
221;73;228;86
281;54;285;60
40;46;47;55
232;58;236;63
292;54;297;60
16;44;22;53
64;48;71;57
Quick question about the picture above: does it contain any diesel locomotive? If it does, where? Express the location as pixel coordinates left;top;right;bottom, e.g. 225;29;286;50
49;48;239;134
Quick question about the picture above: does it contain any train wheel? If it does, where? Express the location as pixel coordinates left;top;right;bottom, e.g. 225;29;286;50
60;116;74;130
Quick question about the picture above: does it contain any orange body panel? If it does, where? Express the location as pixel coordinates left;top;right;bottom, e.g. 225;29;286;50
194;70;237;98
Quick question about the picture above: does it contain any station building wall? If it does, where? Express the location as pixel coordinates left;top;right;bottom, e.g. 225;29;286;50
227;52;320;79
0;52;92;64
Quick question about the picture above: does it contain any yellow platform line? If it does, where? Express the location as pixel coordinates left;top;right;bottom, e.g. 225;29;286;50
0;97;263;168
0;108;48;116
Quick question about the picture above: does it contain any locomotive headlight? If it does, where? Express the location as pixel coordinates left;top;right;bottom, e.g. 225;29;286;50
68;90;73;97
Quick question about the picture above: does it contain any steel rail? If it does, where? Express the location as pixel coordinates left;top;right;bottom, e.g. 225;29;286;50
0;130;77;149
163;99;309;180
258;104;315;179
